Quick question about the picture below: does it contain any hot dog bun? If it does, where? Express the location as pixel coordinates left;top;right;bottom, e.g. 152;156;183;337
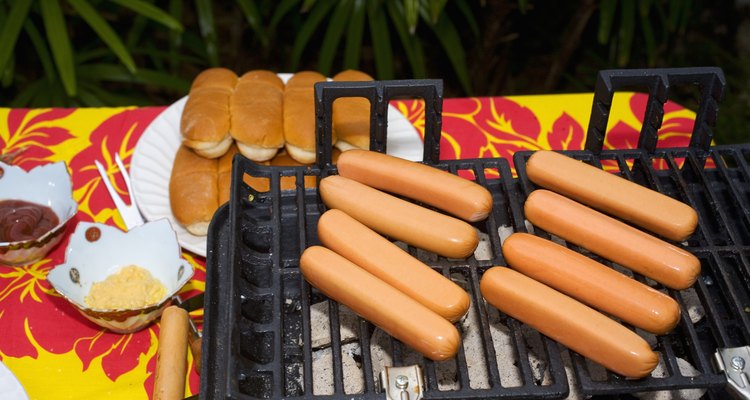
332;70;373;151
300;245;460;361
525;189;701;290
283;71;333;163
526;150;698;241
480;267;659;379
337;150;493;222
239;69;284;91
231;73;285;161
319;175;479;259
502;233;681;334
317;209;470;322
169;145;218;236
285;70;326;91
181;68;237;159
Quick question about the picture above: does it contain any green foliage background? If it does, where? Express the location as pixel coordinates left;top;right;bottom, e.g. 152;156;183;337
1;0;748;143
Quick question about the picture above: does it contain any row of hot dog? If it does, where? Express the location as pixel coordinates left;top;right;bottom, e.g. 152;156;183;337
302;150;492;360
300;149;701;380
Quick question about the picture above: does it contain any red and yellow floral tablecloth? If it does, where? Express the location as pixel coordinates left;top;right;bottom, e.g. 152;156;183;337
0;92;696;399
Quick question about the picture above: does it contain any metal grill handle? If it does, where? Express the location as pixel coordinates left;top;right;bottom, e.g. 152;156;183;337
314;79;444;169
585;67;726;155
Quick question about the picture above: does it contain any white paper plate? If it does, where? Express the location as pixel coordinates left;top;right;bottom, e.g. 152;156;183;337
131;74;423;257
0;361;29;400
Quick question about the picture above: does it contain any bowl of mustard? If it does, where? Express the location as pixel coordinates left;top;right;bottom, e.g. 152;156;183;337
46;219;194;333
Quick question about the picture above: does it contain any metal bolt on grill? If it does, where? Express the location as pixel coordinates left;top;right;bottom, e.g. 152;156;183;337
201;68;750;399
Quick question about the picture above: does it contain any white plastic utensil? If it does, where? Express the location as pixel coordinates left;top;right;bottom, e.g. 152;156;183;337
95;154;145;230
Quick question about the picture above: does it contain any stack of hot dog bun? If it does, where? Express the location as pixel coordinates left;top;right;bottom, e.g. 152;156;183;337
481;150;701;379
170;69;377;235
301;150;493;360
231;71;285;161
283;71;329;163
180;68;236;158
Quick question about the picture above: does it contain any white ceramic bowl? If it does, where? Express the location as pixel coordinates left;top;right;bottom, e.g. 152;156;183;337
47;219;194;333
0;161;77;265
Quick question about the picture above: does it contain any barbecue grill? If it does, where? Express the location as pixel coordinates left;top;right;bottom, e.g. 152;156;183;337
201;68;750;399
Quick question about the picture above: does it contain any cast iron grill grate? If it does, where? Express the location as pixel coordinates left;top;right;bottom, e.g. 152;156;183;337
201;68;749;399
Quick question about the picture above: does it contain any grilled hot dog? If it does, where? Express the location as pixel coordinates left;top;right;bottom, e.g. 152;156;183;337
319;175;479;259
502;233;681;334
300;246;460;361
480;267;659;379
526;150;698;241
524;190;700;290
336;150;493;222
317;209;470;322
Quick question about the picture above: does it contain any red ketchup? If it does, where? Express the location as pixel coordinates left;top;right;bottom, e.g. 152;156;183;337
0;200;60;242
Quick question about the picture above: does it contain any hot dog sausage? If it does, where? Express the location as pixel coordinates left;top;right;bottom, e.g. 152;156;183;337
502;233;681;334
480;267;659;379
337;150;493;222
153;306;189;400
525;150;698;241
300;246;460;361
318;209;470;322
319;175;479;259
524;190;700;290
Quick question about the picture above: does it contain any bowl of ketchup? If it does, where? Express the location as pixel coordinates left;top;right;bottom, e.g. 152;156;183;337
0;162;77;265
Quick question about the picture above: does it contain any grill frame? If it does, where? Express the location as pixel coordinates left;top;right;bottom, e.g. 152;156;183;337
201;68;749;399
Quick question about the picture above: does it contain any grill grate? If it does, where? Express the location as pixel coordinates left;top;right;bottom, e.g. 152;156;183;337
201;68;749;399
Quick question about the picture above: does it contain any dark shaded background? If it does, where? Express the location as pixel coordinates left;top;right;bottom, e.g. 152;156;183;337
3;0;749;144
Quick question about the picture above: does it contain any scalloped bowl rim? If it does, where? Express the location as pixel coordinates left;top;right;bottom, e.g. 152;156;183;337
0;161;77;246
47;219;194;313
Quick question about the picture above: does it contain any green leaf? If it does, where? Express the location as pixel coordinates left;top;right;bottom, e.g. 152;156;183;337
168;0;183;73
79;81;151;106
11;79;45;108
302;0;316;12
74;48;112;63
76;63;191;92
145;41;164;70
368;2;394;80
617;0;635;67
426;11;471;94
428;0;448;23
386;0;426;77
0;0;32;77
41;0;77;96
638;0;655;66
598;0;616;44
456;0;479;38
269;0;301;31
236;0;269;46
68;0;137;73
1;55;13;87
318;0;353;75
109;0;183;31
666;0;681;32
289;0;337;71
195;0;219;66
343;0;366;69
23;21;56;82
76;85;107;107
404;0;418;33
130;48;204;66
125;15;148;48
677;0;691;35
